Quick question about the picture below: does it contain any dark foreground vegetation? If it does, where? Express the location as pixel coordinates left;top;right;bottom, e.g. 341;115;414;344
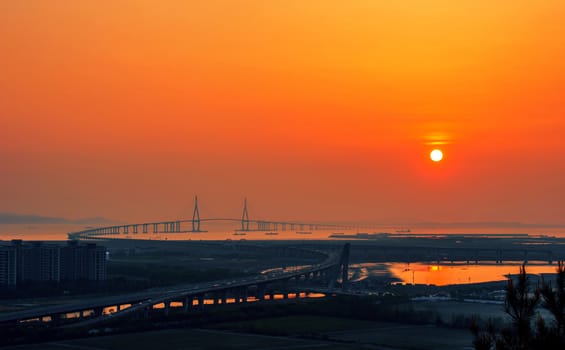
471;262;565;350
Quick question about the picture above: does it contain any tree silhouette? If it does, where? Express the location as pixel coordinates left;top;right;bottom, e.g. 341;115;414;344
538;261;565;348
504;265;540;349
472;262;565;350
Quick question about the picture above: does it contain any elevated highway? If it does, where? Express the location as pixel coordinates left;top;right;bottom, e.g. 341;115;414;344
0;244;350;327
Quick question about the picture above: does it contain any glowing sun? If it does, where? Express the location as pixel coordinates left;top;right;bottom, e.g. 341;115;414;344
430;149;444;162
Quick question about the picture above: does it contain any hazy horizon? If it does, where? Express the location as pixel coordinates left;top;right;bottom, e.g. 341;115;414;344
1;211;565;229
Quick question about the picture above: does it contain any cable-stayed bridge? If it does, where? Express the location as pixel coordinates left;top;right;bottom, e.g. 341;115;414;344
68;197;360;240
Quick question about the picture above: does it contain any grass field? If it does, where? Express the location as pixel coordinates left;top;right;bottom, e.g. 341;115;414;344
3;329;374;350
2;316;474;350
210;315;378;335
412;300;507;321
211;315;473;350
327;323;473;350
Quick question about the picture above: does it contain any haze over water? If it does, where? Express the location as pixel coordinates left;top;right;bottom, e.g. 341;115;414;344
3;223;565;242
0;223;565;240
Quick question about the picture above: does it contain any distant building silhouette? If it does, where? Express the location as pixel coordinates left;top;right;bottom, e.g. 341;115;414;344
0;240;106;287
0;245;16;286
12;240;60;282
60;241;106;281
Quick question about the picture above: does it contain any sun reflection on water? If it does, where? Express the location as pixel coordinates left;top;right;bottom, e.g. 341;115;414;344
390;262;559;286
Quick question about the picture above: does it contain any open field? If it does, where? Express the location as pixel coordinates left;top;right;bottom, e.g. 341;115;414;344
412;300;506;321
327;323;473;350
2;322;473;350
209;315;473;350
210;315;378;334
2;328;379;350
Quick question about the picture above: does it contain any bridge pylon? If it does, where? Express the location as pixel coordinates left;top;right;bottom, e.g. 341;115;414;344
241;197;250;231
328;243;350;290
192;195;201;232
339;243;350;287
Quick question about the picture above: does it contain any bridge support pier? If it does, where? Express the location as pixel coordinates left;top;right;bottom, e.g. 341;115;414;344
341;243;350;289
164;301;171;316
50;313;62;325
94;307;103;317
495;249;500;264
257;284;266;301
282;278;289;296
242;288;248;303
183;296;192;312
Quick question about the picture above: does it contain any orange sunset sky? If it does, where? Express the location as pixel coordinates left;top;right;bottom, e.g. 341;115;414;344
1;1;564;225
